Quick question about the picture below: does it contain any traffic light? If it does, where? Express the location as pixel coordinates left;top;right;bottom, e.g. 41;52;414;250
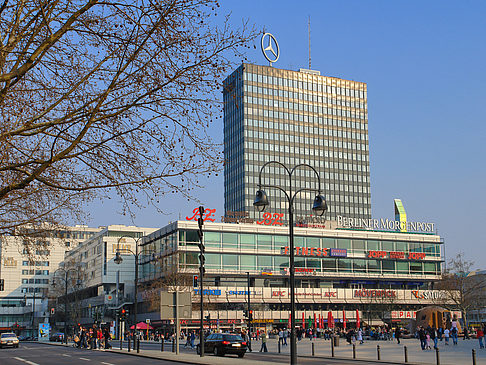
197;206;205;276
243;310;248;318
193;275;198;287
120;308;127;321
0;279;4;291
205;314;211;321
248;310;253;322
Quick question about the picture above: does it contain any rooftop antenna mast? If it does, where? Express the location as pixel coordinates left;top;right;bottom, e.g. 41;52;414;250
308;16;311;69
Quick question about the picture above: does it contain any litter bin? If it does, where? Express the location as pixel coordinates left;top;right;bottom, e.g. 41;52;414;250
333;335;340;347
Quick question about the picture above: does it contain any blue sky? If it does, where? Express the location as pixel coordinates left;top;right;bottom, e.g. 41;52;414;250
86;1;486;267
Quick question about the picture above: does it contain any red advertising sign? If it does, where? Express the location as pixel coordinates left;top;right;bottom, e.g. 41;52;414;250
282;246;329;257
186;208;216;222
368;250;426;260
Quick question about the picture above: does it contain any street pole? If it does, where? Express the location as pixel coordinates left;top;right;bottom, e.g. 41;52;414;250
247;272;251;351
31;291;36;337
197;206;205;357
64;271;68;344
289;185;297;365
134;240;138;334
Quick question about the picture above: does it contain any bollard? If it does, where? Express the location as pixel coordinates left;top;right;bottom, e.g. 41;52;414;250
133;336;136;350
331;337;335;357
312;342;315;356
472;349;477;365
120;337;122;350
161;337;164;352
353;343;356;359
377;345;381;360
404;346;408;363
435;347;440;365
137;339;140;353
172;337;175;353
128;338;131;352
278;340;281;354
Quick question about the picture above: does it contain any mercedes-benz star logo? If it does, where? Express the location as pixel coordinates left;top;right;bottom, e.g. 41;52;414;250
261;33;280;63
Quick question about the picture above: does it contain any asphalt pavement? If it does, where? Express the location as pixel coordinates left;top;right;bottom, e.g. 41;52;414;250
0;342;176;365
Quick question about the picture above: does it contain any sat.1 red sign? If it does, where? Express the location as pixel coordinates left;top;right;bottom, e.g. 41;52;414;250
368;250;426;260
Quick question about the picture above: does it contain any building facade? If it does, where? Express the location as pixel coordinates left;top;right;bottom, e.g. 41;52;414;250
223;63;371;223
0;225;101;335
59;225;157;330
139;218;446;330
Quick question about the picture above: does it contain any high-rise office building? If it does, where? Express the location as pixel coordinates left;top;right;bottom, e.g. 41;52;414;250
223;63;371;222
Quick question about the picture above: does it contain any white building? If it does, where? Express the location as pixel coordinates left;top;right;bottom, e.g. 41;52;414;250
0;225;101;335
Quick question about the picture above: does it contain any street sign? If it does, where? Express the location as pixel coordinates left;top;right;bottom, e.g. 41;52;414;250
160;291;192;319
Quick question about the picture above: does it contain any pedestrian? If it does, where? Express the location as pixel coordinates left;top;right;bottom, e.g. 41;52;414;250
283;328;288;346
357;328;363;344
259;330;268;352
431;326;438;350
451;326;458;345
464;326;470;340
243;330;252;352
395;327;401;345
477;328;484;349
444;328;450;345
278;329;284;346
419;327;427;350
190;331;195;349
426;333;431;350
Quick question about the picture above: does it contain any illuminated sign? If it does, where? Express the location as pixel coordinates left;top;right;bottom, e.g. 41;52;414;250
193;289;221;296
186;208;216;222
282;246;328;257
411;290;446;300
354;289;396;298
329;248;347;257
367;251;426;260
338;215;435;233
391;311;416;319
281;247;348;258
272;290;286;297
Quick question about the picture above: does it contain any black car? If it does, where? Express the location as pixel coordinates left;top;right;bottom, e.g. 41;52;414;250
49;333;65;342
197;333;247;357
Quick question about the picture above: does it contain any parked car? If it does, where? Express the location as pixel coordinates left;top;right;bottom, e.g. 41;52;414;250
197;333;247;357
49;333;65;342
0;333;20;348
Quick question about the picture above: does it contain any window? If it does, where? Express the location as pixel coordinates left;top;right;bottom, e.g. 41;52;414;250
240;255;256;271
353;259;366;272
257;256;272;270
257;235;272;250
222;254;238;269
204;232;221;248
338;259;352;272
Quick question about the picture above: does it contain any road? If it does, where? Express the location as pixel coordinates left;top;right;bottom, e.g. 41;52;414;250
0;342;176;365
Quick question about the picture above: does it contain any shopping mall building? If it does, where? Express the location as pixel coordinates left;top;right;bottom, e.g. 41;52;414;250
138;211;451;331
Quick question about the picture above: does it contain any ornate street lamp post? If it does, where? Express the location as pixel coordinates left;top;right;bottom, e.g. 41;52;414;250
254;161;327;365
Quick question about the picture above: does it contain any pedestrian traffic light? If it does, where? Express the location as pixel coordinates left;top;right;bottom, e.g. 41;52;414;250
193;275;198;287
120;308;127;321
248;310;253;321
243;310;248;318
205;314;211;321
0;279;4;291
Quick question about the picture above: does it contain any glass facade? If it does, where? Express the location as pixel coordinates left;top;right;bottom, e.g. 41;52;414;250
223;64;371;223
140;222;442;287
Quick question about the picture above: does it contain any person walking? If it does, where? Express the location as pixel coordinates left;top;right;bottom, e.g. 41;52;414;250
477;328;484;349
395;327;401;345
278;329;284;347
431;327;438;350
357;328;363;344
444;328;450;345
259;330;268;352
451;326;458;345
283;328;288;346
419;327;427;350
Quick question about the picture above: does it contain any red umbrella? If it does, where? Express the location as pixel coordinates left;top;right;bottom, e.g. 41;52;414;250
318;314;322;329
302;312;305;329
327;311;333;329
314;313;317;329
356;310;360;329
130;322;153;330
343;310;347;331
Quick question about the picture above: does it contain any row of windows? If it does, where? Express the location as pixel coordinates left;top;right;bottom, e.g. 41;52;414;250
21;278;49;284
243;72;366;98
21;287;48;294
180;231;441;257
22;261;49;266
244;88;367;109
22;269;49;275
178;252;441;276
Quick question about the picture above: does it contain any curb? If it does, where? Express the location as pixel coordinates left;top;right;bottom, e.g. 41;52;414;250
106;349;201;365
